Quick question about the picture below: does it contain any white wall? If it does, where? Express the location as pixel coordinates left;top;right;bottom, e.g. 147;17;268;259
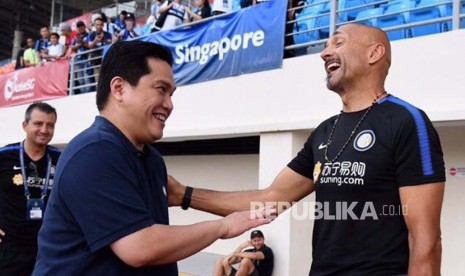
438;126;465;276
165;154;260;255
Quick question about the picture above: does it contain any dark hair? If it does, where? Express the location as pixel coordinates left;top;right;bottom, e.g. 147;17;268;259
96;41;173;112
25;102;57;123
76;21;86;27
99;12;108;22
94;17;104;25
50;32;60;39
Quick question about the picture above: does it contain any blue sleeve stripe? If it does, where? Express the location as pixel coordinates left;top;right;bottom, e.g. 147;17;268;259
0;145;21;153
387;97;434;176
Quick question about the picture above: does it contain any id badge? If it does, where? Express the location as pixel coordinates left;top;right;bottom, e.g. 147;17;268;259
26;198;44;220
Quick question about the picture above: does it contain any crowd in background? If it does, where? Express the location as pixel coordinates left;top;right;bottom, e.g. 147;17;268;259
3;0;288;93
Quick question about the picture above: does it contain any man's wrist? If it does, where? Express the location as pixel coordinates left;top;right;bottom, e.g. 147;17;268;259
181;186;193;210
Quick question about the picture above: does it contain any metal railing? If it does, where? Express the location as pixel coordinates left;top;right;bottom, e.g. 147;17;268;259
285;0;465;53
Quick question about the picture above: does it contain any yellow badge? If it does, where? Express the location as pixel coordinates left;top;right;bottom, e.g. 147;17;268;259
12;174;24;186
313;161;322;182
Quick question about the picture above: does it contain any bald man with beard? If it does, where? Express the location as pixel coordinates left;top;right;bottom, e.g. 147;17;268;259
168;24;445;275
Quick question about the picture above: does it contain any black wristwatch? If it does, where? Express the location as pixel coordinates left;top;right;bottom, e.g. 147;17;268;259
181;186;193;210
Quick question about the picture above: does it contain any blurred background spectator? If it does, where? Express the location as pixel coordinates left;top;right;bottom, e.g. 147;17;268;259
70;21;91;94
212;0;233;15
14;41;26;70
43;32;65;61
115;13;139;41
35;26;51;62
186;0;212;22
60;23;73;57
157;0;188;31
23;37;39;68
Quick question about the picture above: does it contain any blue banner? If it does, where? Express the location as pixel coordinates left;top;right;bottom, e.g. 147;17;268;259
138;0;287;86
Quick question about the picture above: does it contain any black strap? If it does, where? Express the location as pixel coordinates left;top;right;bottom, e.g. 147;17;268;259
181;186;193;210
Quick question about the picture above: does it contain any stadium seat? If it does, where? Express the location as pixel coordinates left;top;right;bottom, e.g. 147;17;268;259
377;0;416;40
410;0;452;37
355;7;385;26
300;0;330;15
295;0;331;41
293;22;311;44
461;1;465;28
338;0;375;22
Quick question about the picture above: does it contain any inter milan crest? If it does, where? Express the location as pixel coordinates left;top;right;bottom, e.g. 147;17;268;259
12;174;24;186
353;130;376;152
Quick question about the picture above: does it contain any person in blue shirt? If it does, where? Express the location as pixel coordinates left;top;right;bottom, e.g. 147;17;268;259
113;10;127;34
115;13;139;41
34;26;51;62
32;41;272;276
70;21;91;94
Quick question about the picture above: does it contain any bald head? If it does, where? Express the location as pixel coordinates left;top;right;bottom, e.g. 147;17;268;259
320;23;392;93
339;23;391;68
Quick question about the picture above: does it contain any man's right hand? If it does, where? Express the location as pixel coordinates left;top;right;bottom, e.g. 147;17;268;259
219;207;276;240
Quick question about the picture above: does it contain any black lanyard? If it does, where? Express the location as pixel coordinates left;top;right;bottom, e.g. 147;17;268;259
19;141;52;199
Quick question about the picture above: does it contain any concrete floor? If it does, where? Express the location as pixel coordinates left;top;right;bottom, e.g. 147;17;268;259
178;252;224;276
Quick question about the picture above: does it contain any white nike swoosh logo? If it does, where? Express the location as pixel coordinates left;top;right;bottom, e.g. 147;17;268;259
318;143;327;150
13;166;22;170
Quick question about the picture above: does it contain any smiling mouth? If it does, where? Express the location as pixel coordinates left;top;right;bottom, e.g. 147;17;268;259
154;113;167;123
325;61;341;75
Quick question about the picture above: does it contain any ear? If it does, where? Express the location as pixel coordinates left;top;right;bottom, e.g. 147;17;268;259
368;43;385;65
109;76;125;103
22;121;27;130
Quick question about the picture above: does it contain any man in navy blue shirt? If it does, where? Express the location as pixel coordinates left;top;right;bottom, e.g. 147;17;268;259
33;41;272;276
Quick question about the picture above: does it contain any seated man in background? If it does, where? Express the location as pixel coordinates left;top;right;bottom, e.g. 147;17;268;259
215;230;274;276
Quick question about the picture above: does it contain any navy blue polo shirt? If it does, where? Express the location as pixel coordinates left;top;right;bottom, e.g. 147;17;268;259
33;116;178;275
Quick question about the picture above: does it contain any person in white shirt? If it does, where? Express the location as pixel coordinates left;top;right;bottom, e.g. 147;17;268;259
212;0;233;15
43;33;65;62
158;0;188;31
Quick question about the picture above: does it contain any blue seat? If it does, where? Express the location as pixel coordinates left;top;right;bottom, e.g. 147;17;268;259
293;22;311;44
315;11;331;39
377;0;416;40
296;0;330;41
410;0;452;37
338;0;375;22
458;2;465;28
355;7;385;26
300;0;330;15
